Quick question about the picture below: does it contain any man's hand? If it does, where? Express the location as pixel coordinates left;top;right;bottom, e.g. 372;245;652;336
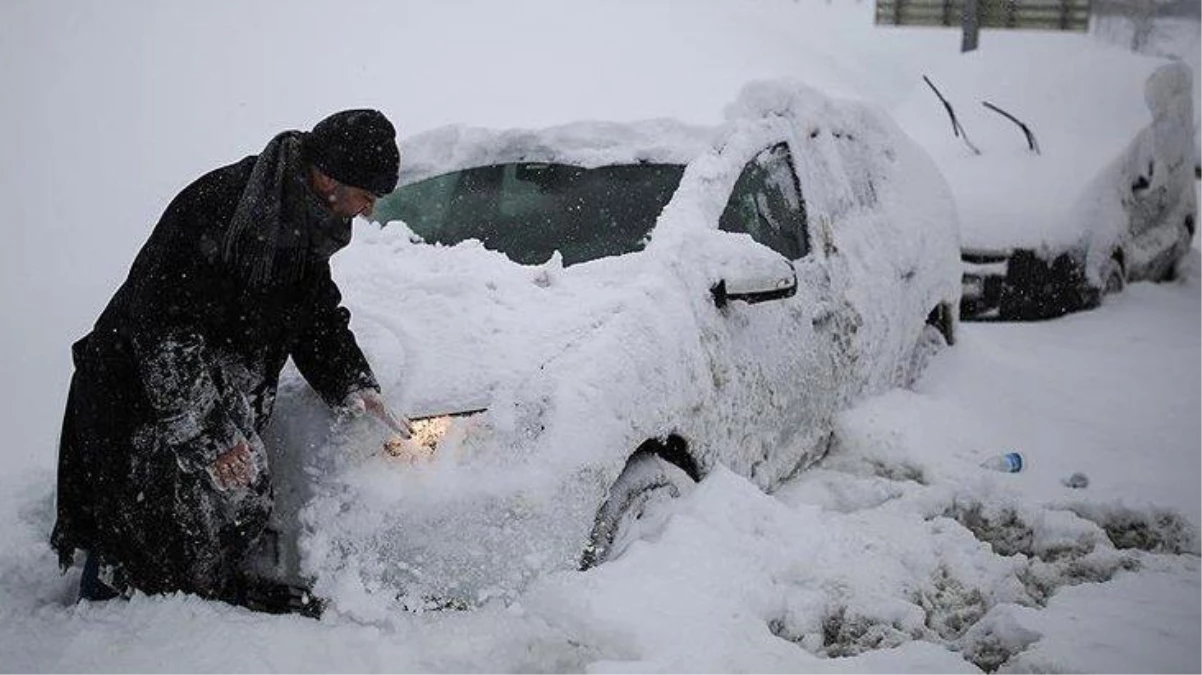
346;389;412;439
210;439;256;490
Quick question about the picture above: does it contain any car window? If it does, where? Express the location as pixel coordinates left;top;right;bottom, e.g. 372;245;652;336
373;162;686;267
719;143;809;260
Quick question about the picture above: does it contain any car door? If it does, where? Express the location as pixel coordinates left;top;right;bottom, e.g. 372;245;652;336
706;141;842;489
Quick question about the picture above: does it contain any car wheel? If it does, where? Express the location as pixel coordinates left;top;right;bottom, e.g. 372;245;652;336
1100;256;1125;297
580;452;696;570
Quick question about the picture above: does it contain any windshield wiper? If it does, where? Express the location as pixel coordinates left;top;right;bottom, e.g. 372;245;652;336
982;101;1041;155
922;75;981;156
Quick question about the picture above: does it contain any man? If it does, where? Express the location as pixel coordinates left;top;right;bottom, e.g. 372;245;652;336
51;109;410;612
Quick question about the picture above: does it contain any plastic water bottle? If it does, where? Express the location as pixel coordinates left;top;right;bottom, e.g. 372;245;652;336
980;452;1024;473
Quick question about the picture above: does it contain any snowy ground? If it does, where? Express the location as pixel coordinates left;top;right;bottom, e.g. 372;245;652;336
1;0;1199;672
1;246;1197;673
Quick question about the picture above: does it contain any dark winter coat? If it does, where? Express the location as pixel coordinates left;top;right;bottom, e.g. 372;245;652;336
51;132;378;598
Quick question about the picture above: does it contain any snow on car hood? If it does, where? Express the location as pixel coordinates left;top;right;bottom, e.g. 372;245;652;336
289;227;703;613
892;37;1172;252
345;116;722;415
332;223;665;419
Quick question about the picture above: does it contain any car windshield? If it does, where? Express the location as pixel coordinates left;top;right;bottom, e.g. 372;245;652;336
373;162;686;266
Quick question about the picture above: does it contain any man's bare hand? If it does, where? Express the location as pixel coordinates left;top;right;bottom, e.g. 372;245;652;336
210;440;255;490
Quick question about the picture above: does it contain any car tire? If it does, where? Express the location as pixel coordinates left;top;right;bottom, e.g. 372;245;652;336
580;452;696;570
1100;256;1125;297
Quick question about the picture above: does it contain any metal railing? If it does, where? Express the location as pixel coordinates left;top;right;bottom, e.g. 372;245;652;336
875;0;1091;31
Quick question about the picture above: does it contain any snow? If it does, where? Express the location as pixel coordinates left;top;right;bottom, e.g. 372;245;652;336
1095;11;1202;151
394;120;716;187
892;38;1172;251
1;0;1198;672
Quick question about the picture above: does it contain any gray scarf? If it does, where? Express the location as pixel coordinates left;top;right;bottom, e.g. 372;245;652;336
222;131;352;287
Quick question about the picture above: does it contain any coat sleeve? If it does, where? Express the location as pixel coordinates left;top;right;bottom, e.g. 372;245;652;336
290;261;380;408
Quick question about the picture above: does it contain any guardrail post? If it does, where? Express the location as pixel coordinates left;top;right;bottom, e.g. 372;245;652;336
962;0;981;51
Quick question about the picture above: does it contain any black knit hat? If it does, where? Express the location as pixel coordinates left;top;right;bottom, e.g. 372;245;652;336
304;109;400;196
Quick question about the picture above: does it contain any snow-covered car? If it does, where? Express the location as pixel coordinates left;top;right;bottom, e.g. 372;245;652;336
896;49;1197;321
261;80;961;616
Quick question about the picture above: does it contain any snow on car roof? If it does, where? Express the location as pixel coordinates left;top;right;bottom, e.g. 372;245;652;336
393;77;898;216
398;118;719;186
891;36;1175;251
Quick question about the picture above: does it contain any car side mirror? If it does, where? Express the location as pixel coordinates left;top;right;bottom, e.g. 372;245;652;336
711;258;797;309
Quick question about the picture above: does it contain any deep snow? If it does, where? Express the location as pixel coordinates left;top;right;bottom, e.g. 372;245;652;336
1;0;1198;672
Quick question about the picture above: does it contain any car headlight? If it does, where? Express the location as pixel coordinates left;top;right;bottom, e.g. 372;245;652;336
384;409;486;464
413;416;454;449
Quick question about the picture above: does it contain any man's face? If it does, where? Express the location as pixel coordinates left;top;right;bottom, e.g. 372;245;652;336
328;183;379;219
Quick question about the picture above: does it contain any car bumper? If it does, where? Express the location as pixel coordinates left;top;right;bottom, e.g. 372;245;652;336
961;248;1096;321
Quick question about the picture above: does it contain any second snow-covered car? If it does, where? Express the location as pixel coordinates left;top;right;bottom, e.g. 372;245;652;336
897;53;1197;321
262;80;961;616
